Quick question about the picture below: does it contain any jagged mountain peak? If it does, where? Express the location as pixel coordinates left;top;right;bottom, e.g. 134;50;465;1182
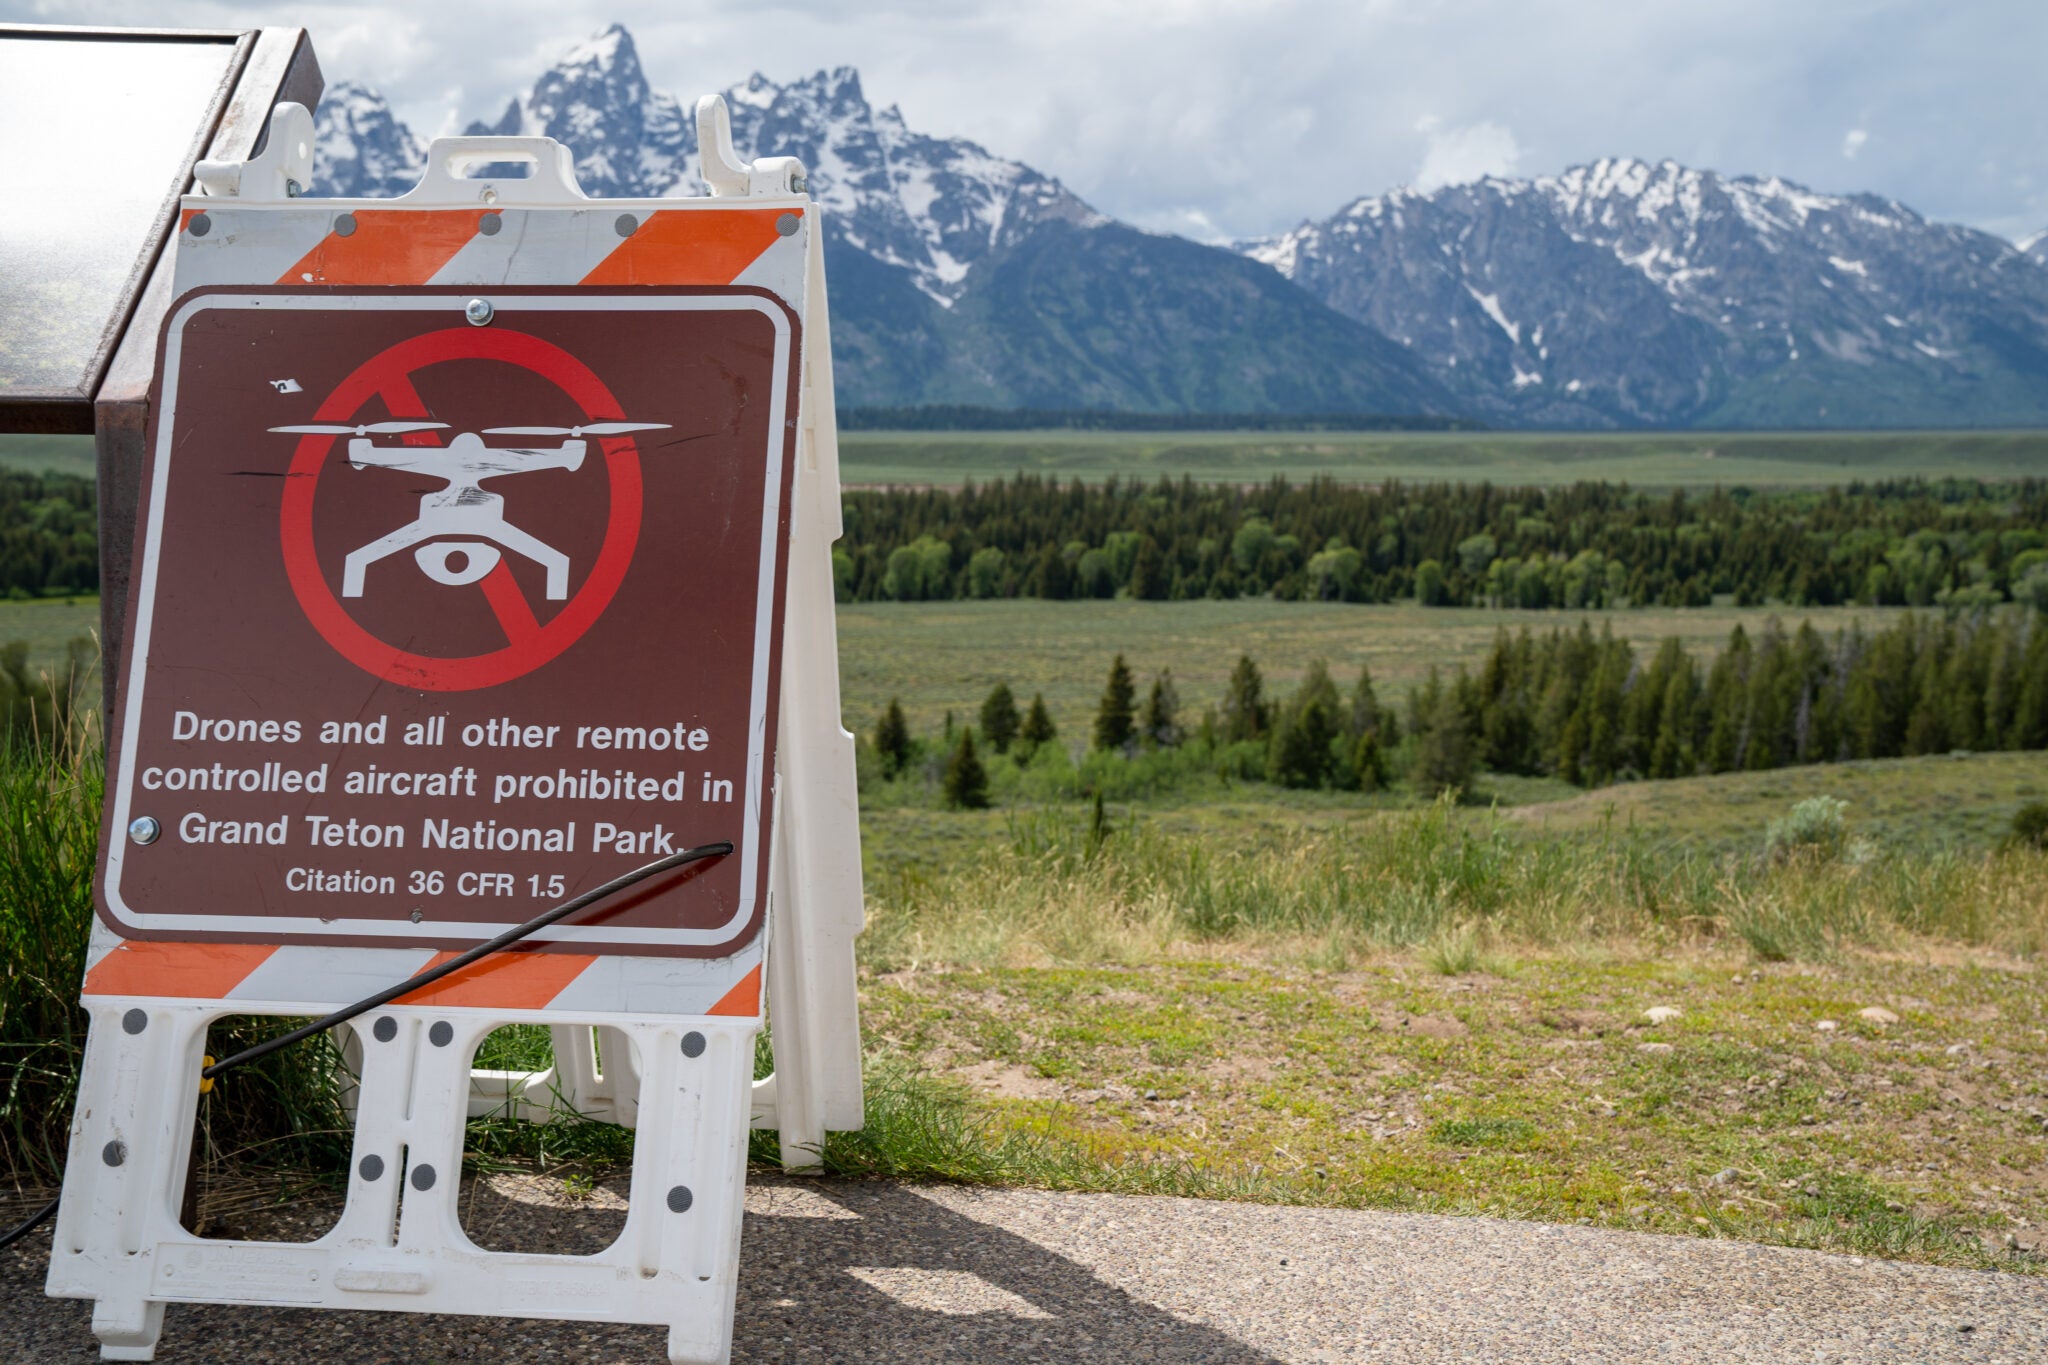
570;21;634;61
314;26;1107;314
310;80;425;199
459;23;685;197
545;22;653;104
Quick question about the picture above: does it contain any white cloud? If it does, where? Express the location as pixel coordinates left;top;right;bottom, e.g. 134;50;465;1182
1129;206;1232;244
1413;116;1521;193
4;0;2042;240
1842;128;1869;159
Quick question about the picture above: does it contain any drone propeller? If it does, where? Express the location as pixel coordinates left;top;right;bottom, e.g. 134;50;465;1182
269;421;451;436
480;422;673;437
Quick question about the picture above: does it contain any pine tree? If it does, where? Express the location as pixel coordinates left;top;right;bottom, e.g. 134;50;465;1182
2009;625;2048;749
1743;620;1795;771
1029;542;1071;600
874;699;912;778
1093;654;1137;752
1983;621;2027;747
942;729;990;809
1627;637;1689;774
1129;535;1168;600
1476;628;1531;773
1648;661;1700;779
979;682;1020;753
1412;684;1477;798
1291;660;1341;720
1268;699;1338;788
1580;626;1631;784
1701;625;1753;771
1348;664;1384;740
1019;692;1058;752
1220;654;1268;743
1140;671;1182;747
1350;730;1388;791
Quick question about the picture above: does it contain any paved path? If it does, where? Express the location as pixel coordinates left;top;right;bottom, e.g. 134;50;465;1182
5;1179;2044;1362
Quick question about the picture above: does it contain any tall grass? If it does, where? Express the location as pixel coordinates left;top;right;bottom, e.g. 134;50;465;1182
6;726;2044;1192
862;795;2048;969
0;731;354;1189
0;728;101;1184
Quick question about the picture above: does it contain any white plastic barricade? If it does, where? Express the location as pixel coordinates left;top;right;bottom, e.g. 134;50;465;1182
45;98;864;1364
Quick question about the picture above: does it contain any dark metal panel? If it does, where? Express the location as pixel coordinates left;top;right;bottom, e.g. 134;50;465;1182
0;24;251;430
95;28;323;709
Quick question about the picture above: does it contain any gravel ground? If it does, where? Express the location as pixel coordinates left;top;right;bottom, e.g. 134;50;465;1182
4;1177;2044;1363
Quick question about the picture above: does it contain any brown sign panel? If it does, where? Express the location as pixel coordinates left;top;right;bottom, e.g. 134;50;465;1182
99;288;799;957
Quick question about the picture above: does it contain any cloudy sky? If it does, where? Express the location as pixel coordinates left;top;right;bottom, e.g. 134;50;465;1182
10;1;2046;243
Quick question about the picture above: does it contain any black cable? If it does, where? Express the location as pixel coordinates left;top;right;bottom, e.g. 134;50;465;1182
0;839;732;1253
0;1195;55;1252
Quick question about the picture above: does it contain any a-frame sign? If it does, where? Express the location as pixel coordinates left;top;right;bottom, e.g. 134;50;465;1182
45;97;864;1364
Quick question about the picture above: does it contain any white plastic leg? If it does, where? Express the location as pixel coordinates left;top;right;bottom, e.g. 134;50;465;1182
51;1005;760;1359
90;1298;164;1361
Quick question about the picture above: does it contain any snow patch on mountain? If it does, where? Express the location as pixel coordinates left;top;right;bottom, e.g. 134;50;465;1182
1465;286;1519;343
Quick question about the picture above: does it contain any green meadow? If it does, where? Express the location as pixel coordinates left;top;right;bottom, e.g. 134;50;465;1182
10;427;2048;490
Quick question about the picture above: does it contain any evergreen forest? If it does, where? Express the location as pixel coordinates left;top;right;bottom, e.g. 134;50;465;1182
836;476;2048;610
4;465;2048;618
882;607;2048;806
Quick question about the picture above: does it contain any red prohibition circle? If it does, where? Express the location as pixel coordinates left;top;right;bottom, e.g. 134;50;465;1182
278;327;644;691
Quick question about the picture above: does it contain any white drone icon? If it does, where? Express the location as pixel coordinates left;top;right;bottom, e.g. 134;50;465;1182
271;419;670;600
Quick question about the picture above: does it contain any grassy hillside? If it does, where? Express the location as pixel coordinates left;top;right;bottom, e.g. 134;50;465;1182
838;427;2048;488
1512;750;2048;853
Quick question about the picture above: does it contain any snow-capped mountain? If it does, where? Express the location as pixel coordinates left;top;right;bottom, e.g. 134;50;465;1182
311;81;426;200
407;25;1098;306
312;27;2048;426
311;24;1452;416
1247;160;2048;427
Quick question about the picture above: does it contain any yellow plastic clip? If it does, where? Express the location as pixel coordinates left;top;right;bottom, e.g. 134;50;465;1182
199;1055;216;1095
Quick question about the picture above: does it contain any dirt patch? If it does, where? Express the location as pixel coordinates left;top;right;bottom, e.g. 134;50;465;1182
1375;1012;1470;1039
1538;1009;1614;1036
953;1059;1064;1100
1202;1052;1282;1086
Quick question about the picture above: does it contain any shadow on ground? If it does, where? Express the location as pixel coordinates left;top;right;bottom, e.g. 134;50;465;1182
2;1178;1280;1363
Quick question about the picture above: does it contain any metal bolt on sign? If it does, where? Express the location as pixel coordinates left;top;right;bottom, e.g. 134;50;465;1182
44;91;865;1365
